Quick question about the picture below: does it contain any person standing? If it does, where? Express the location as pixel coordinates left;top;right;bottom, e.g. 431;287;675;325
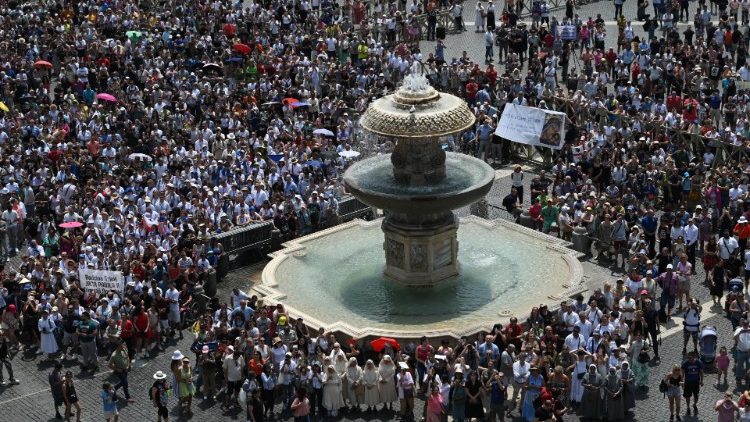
426;384;445;422
486;371;506;422
247;388;264;422
62;371;81;422
378;355;397;410
735;318;750;386
397;364;415;420
0;329;18;385
76;311;98;372
681;300;702;355
101;382;119;422
681;352;703;417
150;371;171;422
511;166;524;204
485;29;495;64
291;388;311;422
38;310;58;360
581;364;604;419
108;341;134;403
323;364;344;417
716;392;740;422
49;362;65;419
362;360;380;411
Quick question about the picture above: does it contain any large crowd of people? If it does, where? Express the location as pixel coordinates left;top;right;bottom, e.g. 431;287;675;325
6;0;750;420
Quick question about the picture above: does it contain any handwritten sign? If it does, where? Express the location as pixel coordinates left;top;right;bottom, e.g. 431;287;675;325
78;269;125;296
495;103;566;150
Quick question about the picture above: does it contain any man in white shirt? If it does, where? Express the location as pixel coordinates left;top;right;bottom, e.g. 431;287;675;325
164;282;181;336
720;231;740;261
575;312;593;342
564;326;585;351
511;353;530;409
619;292;637;325
735;318;750;381
684;218;700;267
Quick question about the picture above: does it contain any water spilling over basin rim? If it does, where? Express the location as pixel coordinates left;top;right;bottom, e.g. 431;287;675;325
343;153;496;214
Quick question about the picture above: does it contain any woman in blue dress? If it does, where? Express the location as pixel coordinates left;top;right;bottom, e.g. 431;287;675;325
522;366;545;421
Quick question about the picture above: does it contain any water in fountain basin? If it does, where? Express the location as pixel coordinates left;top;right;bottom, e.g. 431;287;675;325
272;220;572;333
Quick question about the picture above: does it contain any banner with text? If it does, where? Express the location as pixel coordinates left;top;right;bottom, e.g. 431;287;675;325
495;103;566;150
78;269;125;296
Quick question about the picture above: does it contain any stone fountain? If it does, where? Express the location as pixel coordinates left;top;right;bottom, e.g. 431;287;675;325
343;67;494;286
254;67;585;340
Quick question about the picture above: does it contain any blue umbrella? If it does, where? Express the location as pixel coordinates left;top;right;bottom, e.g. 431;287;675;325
268;154;285;163
307;160;323;168
225;57;244;63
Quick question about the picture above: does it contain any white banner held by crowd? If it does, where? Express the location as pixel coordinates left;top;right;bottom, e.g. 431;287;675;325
495;103;566;150
78;269;125;295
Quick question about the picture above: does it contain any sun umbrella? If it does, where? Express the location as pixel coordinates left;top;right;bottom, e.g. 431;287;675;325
313;128;335;137
282;97;300;106
225;57;244;63
128;153;152;162
203;63;223;72
233;43;251;54
370;337;400;352
338;150;361;158
289;101;310;108
261;101;280;107
125;30;142;40
59;221;83;229
96;93;117;103
268;154;285;163
0;102;9;112
34;60;52;69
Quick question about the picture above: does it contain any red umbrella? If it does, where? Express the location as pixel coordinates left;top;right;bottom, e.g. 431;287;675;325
59;221;83;229
282;97;300;106
370;337;400;352
34;60;52;69
233;43;251;55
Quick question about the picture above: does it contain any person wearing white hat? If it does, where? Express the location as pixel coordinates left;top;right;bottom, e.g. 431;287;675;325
150;371;170;422
735;216;750;260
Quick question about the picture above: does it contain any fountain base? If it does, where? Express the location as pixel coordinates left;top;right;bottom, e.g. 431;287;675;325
382;213;459;287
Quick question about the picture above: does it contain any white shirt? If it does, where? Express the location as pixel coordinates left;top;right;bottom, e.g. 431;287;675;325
165;287;180;312
720;236;740;260
684;224;699;246
564;333;584;351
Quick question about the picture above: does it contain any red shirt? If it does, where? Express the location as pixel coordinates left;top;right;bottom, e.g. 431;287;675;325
120;319;134;339
465;82;478;99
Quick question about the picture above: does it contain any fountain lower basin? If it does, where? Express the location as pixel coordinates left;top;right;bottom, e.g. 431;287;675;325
255;216;585;339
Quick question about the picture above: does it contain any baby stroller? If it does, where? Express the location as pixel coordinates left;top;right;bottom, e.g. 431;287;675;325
699;325;718;365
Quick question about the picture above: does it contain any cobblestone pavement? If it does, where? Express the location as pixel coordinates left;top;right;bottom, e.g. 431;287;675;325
419;0;711;76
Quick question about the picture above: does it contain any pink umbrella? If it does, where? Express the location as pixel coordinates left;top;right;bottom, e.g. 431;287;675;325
96;93;117;103
59;221;83;229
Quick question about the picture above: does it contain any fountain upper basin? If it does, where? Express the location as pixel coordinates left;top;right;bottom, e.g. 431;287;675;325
343;153;495;214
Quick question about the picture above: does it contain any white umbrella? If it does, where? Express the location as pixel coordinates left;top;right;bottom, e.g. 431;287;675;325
338;150;361;158
313;128;335;137
129;153;152;162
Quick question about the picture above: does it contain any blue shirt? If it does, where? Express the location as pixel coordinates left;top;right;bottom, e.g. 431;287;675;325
101;390;117;412
681;359;703;383
641;215;658;234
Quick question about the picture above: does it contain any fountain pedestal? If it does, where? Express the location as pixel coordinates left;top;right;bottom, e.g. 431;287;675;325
382;213;458;287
